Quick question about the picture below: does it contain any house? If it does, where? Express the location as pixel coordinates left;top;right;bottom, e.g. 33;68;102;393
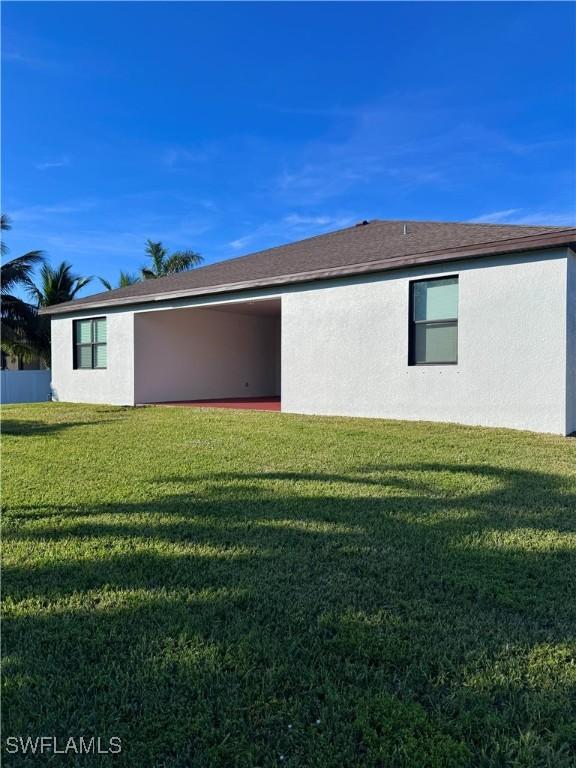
40;220;576;435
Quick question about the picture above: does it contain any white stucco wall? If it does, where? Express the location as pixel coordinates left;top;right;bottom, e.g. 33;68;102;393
282;249;572;435
50;310;135;405
133;306;280;403
566;250;576;435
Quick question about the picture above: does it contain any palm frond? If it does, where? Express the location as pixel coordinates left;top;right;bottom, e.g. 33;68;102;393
0;292;45;361
1;330;38;361
142;240;202;278
165;250;204;274
25;282;44;306
99;272;140;291
119;271;140;287
1;251;45;294
29;261;92;307
69;275;93;298
0;214;11;255
1;293;38;323
144;240;167;277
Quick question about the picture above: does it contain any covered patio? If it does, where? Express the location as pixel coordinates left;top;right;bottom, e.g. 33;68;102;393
134;298;281;407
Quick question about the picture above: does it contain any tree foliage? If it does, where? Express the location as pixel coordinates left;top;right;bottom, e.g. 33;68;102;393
0;215;46;360
27;262;92;308
1;216;93;363
98;271;141;291
141;239;203;279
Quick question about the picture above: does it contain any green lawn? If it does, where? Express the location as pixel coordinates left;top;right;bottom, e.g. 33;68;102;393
2;403;576;767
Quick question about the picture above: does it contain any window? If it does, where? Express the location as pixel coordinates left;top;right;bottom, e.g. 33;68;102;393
409;276;458;365
74;318;107;369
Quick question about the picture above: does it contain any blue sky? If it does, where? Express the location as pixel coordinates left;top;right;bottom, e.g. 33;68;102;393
3;1;575;294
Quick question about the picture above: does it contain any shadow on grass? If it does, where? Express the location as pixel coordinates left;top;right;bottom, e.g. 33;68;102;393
1;418;116;437
3;462;576;766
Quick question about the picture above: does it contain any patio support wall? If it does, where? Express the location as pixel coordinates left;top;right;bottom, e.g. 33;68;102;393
50;309;135;405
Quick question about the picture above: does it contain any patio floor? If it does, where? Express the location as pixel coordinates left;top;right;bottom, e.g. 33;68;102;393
152;396;281;411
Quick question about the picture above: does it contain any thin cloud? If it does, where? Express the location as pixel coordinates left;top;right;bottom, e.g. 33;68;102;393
34;156;71;171
273;108;452;202
505;211;576;227
10;199;100;223
283;214;354;228
2;49;49;69
229;236;253;251
163;145;216;168
273;105;572;204
468;208;576;227
468;209;523;224
227;212;356;254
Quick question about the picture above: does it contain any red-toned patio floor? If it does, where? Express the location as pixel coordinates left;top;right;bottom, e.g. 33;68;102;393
151;396;281;411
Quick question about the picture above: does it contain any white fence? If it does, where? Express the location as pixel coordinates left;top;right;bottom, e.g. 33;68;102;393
1;370;52;404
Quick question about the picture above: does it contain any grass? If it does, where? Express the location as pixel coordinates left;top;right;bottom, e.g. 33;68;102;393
2;403;576;767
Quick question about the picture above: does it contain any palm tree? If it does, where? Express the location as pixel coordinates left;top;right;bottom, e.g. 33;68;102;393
141;239;203;280
22;262;92;364
98;271;140;291
0;213;11;255
0;215;46;360
28;261;92;307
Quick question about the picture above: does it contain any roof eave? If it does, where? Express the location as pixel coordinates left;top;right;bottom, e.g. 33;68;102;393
39;230;576;317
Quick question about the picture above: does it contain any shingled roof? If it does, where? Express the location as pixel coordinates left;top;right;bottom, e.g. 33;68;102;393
40;219;576;315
